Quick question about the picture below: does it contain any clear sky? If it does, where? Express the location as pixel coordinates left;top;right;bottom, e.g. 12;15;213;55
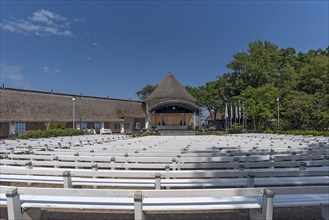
1;0;328;100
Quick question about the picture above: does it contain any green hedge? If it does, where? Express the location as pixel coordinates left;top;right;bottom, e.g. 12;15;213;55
227;124;243;134
276;130;329;136
18;129;84;139
132;131;159;137
255;130;329;137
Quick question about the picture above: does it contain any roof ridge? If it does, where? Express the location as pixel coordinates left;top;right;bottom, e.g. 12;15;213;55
145;73;196;104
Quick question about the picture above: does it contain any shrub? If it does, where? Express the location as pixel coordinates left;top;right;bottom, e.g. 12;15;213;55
227;124;243;134
132;131;159;137
17;129;84;139
49;122;67;130
254;130;329;137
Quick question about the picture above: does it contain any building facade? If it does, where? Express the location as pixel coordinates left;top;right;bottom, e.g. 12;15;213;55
0;73;200;138
0;88;146;138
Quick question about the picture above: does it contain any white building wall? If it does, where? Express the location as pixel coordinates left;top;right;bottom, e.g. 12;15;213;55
9;122;16;134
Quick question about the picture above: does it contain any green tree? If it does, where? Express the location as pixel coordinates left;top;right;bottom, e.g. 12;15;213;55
284;92;318;130
226;40;281;91
297;55;329;95
240;84;279;131
186;82;225;121
136;84;157;100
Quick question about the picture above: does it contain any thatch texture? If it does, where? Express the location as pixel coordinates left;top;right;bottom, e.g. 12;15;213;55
0;88;146;122
145;73;197;107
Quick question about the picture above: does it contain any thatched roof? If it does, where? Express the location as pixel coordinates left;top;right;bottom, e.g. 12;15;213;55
0;88;146;122
145;73;196;107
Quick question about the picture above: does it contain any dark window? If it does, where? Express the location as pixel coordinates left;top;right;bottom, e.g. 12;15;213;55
80;122;88;129
114;123;121;130
15;122;26;134
94;122;101;129
124;123;130;130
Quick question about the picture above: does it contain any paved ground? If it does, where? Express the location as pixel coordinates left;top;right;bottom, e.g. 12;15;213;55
1;134;327;220
0;206;323;220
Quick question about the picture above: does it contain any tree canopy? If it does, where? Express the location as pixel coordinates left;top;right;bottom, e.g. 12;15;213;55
136;84;157;100
137;40;329;131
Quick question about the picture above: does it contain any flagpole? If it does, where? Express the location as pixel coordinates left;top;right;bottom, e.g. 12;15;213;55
230;104;233;128
241;100;245;131
224;103;228;132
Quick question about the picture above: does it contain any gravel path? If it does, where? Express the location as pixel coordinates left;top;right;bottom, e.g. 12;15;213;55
0;206;323;220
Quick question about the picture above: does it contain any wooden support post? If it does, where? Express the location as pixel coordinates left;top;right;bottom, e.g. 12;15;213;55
52;156;59;168
172;158;177;171
165;165;170;172
154;173;161;190
6;188;36;220
239;163;245;171
165;165;170;189
63;171;73;188
291;151;297;161
25;162;32;186
299;162;307;171
74;153;79;169
25;161;32;169
9;147;14;154
92;163;98;189
110;157;116;170
250;189;275;220
3;154;8;165
124;153;129;170
134;191;145;220
247;171;255;187
262;189;275;220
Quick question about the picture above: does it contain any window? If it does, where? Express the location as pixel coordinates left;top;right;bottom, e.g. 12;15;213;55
94;122;101;129
15;122;26;134
114;123;121;130
80;122;88;129
135;122;141;130
124;123;130;130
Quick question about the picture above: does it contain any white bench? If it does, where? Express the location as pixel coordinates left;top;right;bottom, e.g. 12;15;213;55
100;128;112;134
1;186;328;220
1;173;328;189
1;165;328;179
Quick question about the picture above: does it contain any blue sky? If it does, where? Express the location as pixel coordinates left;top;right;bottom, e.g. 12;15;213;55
1;0;328;100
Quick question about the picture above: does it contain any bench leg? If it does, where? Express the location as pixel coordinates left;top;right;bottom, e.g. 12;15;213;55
321;205;329;220
134;191;145;220
262;189;274;220
6;188;35;220
250;189;274;220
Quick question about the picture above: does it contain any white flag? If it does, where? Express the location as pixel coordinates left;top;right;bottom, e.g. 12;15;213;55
224;104;228;119
238;100;241;119
230;105;233;119
235;106;238;119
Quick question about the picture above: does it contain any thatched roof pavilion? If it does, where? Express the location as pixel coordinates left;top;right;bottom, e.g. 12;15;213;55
144;73;200;132
145;72;197;108
0;88;146;123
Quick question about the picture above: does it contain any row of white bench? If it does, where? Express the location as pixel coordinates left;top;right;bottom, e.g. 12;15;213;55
1;166;328;188
1;157;328;170
2;151;328;163
2;134;327;154
1;172;329;189
1;134;328;220
1;185;328;220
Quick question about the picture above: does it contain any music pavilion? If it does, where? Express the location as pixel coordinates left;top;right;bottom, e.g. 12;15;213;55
145;73;200;132
0;73;200;138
